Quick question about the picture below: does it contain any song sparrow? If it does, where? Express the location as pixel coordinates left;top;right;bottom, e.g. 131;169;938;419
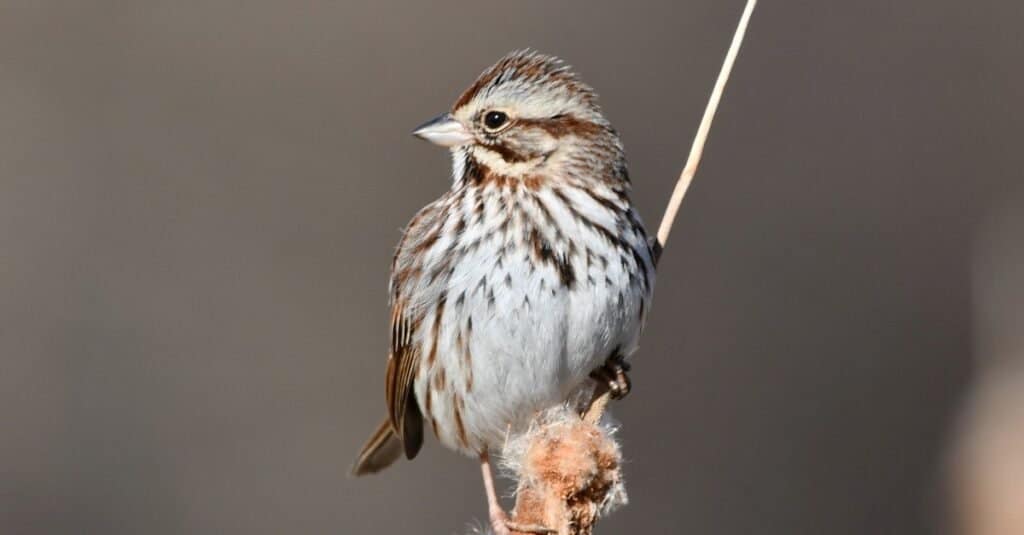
353;50;656;534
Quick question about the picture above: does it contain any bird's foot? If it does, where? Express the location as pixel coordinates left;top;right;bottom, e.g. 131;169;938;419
590;354;631;400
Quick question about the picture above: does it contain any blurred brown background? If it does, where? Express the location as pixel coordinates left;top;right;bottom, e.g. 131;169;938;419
1;1;1021;534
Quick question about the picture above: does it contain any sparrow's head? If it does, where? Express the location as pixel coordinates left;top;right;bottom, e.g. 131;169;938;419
413;51;624;184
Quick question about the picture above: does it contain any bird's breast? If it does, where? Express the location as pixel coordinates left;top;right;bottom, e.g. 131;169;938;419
408;180;655;453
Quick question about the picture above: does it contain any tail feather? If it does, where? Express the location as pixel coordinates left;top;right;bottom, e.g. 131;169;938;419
351;418;403;476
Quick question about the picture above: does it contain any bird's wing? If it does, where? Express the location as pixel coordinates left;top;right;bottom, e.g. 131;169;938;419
383;199;447;460
384;296;423;460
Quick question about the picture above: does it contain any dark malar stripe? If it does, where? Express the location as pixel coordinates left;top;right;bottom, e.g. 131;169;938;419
462;154;485;184
485;142;532;163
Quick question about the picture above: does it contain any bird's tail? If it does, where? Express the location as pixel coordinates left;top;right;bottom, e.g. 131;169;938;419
351;418;403;476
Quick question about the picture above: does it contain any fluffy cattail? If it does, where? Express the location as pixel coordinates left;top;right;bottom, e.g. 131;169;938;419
502;406;627;535
466;403;627;535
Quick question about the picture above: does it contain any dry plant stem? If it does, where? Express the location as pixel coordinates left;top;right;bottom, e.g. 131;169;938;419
583;384;611;426
656;0;758;249
587;0;757;428
506;2;759;533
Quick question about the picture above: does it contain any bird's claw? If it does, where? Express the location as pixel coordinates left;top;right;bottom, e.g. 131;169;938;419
590;354;631;400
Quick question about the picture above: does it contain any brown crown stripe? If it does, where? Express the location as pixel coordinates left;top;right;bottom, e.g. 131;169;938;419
484;142;533;164
453;63;503;110
452;52;592;111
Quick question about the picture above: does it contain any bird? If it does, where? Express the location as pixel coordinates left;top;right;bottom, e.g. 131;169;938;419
352;50;656;535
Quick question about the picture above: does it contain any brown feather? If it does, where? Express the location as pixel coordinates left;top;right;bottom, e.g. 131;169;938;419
452;50;594;111
380;200;453;462
351;418;403;476
384;300;424;460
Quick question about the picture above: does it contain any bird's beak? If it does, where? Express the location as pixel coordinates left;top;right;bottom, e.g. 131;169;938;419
412;113;473;147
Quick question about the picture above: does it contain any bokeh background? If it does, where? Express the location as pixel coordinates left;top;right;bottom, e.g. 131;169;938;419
2;1;1022;533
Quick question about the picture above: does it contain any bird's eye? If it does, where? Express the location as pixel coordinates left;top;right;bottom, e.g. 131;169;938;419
483;111;509;131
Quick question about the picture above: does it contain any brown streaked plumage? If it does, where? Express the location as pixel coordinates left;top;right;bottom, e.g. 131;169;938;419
351;418;402;476
352;51;655;535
